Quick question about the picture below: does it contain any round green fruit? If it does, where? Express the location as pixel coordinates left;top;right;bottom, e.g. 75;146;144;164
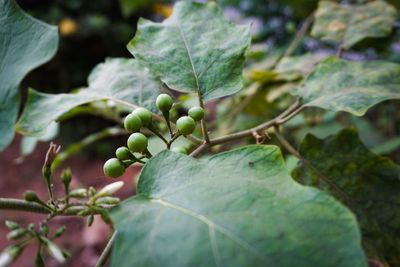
103;158;125;178
176;116;196;135
156;94;173;112
188;106;205;121
115;147;131;161
171;146;188;154
132;108;152;126
127;133;148;153
124;114;142;132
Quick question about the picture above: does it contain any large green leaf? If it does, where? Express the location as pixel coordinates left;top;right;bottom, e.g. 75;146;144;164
127;0;251;101
292;129;400;266
311;0;397;49
16;58;162;136
0;0;58;150
296;57;400;116
110;145;367;267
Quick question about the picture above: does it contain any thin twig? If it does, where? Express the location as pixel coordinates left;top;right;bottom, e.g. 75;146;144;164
189;142;208;157
198;96;210;143
95;231;117;267
283;12;315;58
0;198;94;216
210;101;302;146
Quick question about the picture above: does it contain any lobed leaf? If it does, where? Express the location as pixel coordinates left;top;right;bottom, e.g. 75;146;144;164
311;0;397;49
296;57;400;116
110;145;367;267
292;128;400;266
127;0;251;101
0;0;58;150
16;58;162;136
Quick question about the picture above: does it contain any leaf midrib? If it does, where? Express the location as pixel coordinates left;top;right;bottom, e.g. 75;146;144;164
151;198;270;264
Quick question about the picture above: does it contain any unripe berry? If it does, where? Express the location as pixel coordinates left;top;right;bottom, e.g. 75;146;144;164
176;116;196;135
103;158;125;178
127;133;148;153
115;147;131;161
132;108;152;126
188;107;205;121
156;94;173;112
124;114;142;132
171;146;188;154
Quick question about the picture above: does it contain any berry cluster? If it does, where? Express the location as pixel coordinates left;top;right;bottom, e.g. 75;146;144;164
103;94;205;178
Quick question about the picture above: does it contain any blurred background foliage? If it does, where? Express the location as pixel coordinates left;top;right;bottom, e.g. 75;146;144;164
16;0;400;162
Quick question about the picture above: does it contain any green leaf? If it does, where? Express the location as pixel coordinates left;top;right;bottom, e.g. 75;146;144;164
0;0;58;150
127;0;251;101
296;57;400;116
20;122;59;157
16;58;162;136
110;145;367;267
292;128;400;266
311;0;397;49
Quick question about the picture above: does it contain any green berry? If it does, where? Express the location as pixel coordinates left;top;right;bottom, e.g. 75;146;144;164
188;106;205;121
127;133;148;153
103;158;125;178
156;94;173;112
176;116;196;135
124;114;142;132
132;108;152;126
115;147;131;161
171;146;188;154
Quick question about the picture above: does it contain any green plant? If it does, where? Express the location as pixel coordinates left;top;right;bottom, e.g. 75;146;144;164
1;0;400;266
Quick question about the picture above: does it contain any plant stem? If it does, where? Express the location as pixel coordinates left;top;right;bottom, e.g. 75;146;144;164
0;198;51;214
210;101;302;145
197;95;210;143
189;142;208;157
0;198;95;216
95;231;117;267
189;101;303;157
147;124;169;145
167;133;182;149
283;12;315;58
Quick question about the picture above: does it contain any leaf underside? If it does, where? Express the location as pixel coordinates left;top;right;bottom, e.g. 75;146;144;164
110;145;367;267
296;57;400;116
16;58;162;136
0;0;58;150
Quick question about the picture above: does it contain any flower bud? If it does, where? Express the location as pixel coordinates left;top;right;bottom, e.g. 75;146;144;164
68;188;87;198
96;197;120;205
96;181;124;198
5;221;20;230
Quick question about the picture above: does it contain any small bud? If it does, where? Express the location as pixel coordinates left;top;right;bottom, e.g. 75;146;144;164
7;229;28;240
77;208;92;217
43;238;66;263
96;181;124;198
60;168;72;189
40;223;49;236
88;186;96;197
54;226;66;239
87;215;94;227
5;221;20;230
28;223;35;231
0;245;23;266
96;197;120;205
61;249;71;259
23;190;38;202
68;188;87;198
